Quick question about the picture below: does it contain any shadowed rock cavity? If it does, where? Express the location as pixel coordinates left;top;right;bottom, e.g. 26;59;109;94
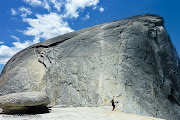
0;92;50;114
3;106;50;114
0;14;180;119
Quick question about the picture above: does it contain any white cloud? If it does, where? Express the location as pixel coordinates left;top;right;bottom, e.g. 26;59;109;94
23;12;74;40
82;13;90;20
64;0;99;18
44;0;51;11
11;8;18;15
19;7;32;17
93;6;97;10
16;29;24;33
49;0;62;12
23;0;42;6
24;0;51;11
22;0;102;18
99;7;104;12
0;37;40;64
12;40;33;49
11;35;20;42
0;44;23;64
0;45;17;59
0;58;10;65
0;41;4;44
23;0;100;15
33;36;40;43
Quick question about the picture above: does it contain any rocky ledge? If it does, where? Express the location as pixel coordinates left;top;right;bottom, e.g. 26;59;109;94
0;92;50;113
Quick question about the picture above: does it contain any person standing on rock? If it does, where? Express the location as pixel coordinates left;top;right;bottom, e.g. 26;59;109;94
111;98;118;111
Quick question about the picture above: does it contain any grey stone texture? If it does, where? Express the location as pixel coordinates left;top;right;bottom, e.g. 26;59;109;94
0;14;180;119
0;92;50;113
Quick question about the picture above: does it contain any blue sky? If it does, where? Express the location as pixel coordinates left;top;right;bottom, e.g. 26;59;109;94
0;0;180;73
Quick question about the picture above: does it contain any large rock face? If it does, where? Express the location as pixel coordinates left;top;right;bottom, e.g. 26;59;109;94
0;14;180;119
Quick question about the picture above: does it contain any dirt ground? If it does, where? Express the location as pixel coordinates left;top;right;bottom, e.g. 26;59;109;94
0;107;165;120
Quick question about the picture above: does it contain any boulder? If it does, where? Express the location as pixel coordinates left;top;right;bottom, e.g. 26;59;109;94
0;92;50;113
0;14;180;119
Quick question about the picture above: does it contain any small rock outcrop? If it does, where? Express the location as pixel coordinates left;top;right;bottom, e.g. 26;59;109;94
0;92;50;113
0;14;180;119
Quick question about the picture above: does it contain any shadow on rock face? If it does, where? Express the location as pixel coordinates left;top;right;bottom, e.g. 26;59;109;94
2;106;50;115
